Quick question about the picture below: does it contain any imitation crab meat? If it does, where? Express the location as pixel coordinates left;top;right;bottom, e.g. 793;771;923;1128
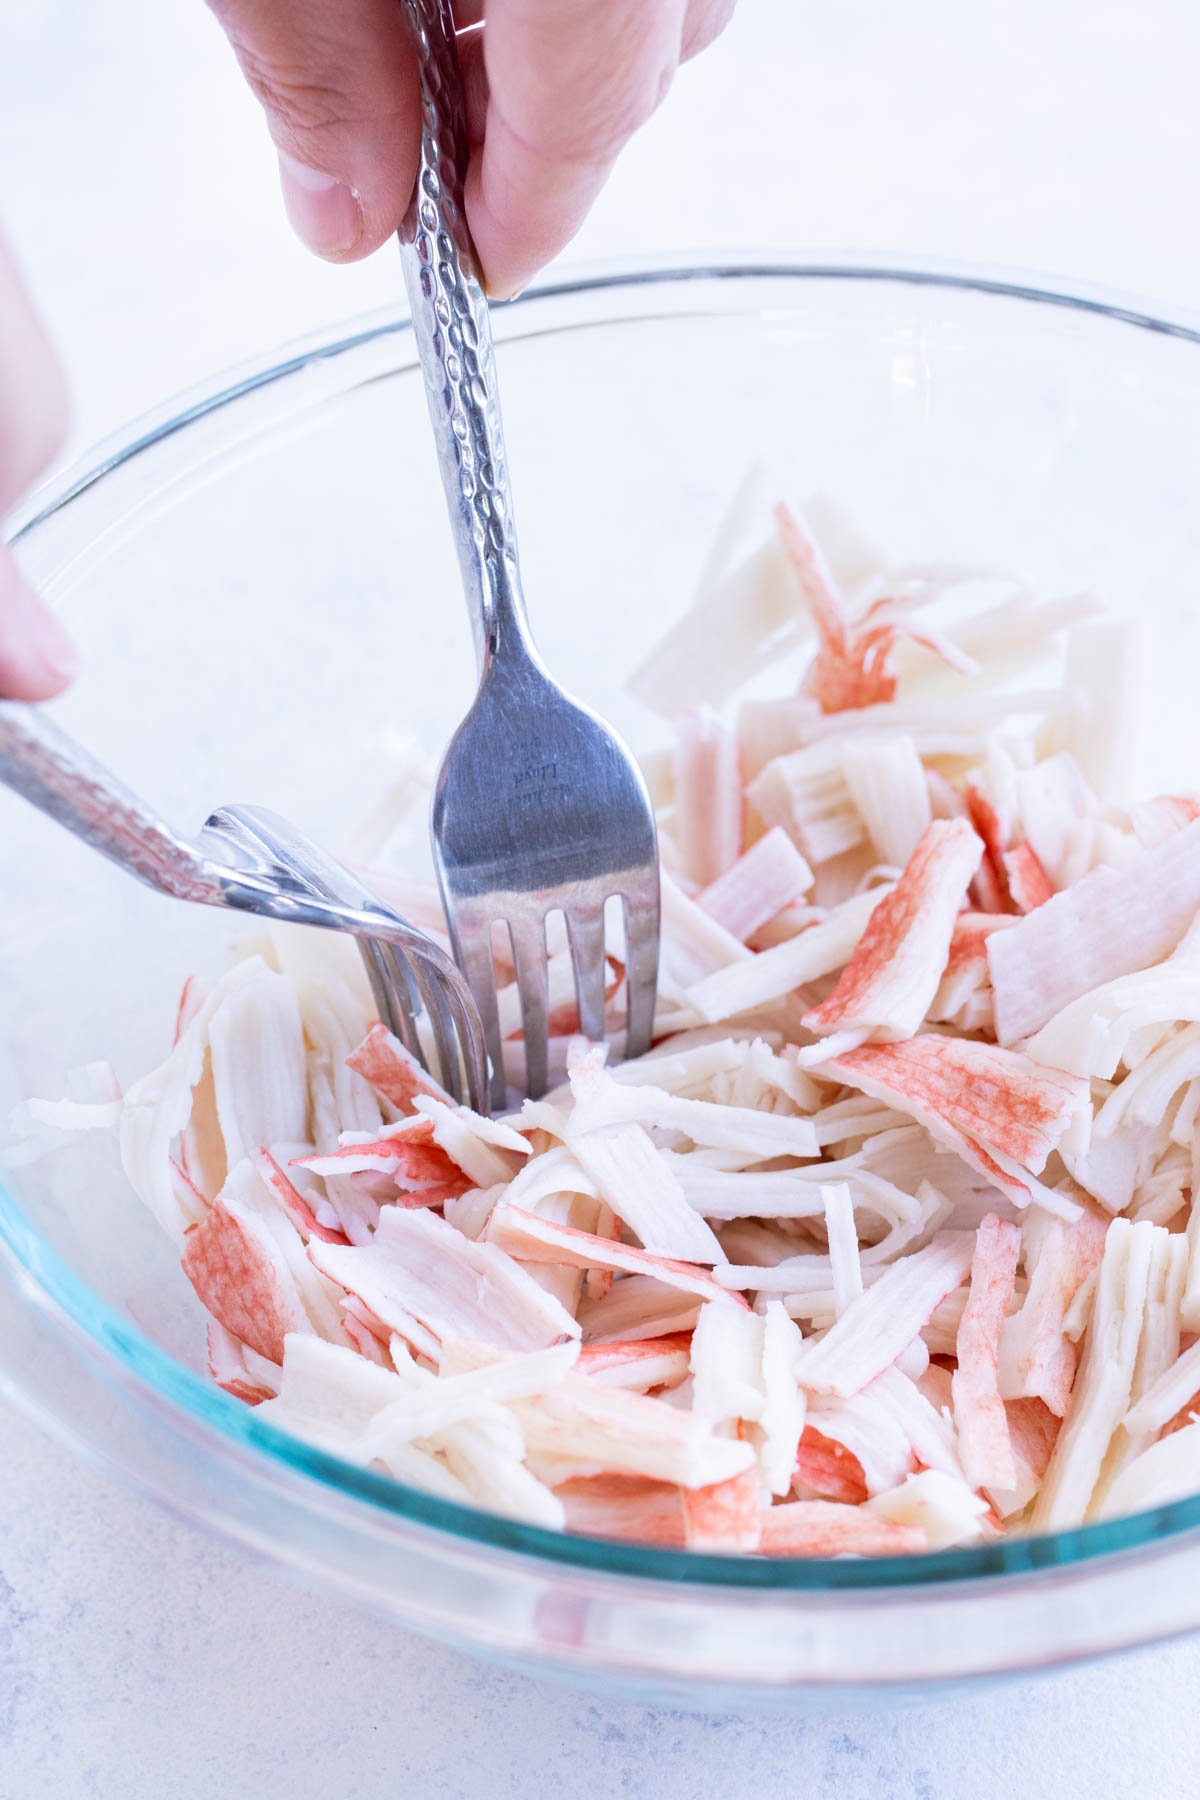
21;481;1200;1557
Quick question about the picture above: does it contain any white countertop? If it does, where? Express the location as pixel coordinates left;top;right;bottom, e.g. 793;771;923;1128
4;2;1200;1793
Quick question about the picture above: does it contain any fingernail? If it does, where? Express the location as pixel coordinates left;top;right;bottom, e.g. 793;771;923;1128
277;151;362;258
481;271;525;303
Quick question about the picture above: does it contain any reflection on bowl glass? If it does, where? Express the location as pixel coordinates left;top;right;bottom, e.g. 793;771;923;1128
4;256;1200;1709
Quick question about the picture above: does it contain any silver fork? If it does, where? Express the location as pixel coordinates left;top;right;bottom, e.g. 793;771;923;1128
397;0;661;1108
0;701;488;1110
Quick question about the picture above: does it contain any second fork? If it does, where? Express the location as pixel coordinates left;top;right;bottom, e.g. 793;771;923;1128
396;0;661;1106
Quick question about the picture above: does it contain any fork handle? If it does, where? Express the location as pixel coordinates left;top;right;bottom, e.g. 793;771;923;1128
396;0;534;676
0;700;222;903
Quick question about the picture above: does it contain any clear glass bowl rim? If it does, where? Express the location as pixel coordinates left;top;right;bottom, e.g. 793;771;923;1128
7;248;1200;1595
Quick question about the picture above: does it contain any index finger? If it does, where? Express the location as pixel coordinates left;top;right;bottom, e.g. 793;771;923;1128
0;233;76;699
465;0;690;298
0;234;69;516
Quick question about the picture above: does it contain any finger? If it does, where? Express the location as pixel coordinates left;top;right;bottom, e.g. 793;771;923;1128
466;0;690;298
207;0;422;261
0;235;75;699
681;0;736;61
0;234;69;515
459;25;489;150
0;548;77;700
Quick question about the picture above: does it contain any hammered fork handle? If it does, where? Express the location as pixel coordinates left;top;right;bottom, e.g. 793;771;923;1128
0;700;222;902
396;0;533;675
0;699;488;1108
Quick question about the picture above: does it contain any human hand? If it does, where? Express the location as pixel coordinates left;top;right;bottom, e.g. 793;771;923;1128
207;0;734;296
0;234;75;700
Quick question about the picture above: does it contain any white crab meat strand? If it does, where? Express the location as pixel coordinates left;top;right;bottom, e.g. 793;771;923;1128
1023;929;1200;1083
567;1054;818;1163
793;1232;974;1398
817;1035;1089;1215
575;1335;691;1392
690;1301;764;1426
1044;617;1146;802
411;1095;530;1188
207;967;308;1169
1030;1218;1162;1530
311;1205;580;1354
821;1182;863;1318
1130;793;1200;851
448;1339;755;1490
869;1366;965;1480
577;1274;702;1344
803;1390;913;1497
696;827;814;943
566;1120;725;1264
837;734;932;869
865;1470;990;1549
1097;1419;1200;1521
1090;1230;1187;1510
657;871;754;993
683;884;891;1026
486;1202;748;1312
118;959;285;1241
989;819;1200;1045
998;1202;1108;1416
758;1300;807;1496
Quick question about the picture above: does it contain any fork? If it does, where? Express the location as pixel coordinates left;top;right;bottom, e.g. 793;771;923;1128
0;701;488;1110
397;0;661;1107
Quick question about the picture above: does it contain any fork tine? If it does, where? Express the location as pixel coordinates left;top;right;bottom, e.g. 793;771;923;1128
383;942;426;1059
357;940;390;1028
622;885;660;1059
436;966;490;1113
566;902;607;1048
410;953;464;1103
450;917;508;1111
358;940;421;1058
508;915;551;1099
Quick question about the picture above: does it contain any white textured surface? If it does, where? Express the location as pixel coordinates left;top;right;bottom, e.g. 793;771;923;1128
3;1;1200;1793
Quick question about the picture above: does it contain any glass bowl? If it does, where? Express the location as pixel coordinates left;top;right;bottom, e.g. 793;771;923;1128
4;254;1200;1711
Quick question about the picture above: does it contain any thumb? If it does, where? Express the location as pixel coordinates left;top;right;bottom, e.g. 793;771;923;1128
207;0;422;261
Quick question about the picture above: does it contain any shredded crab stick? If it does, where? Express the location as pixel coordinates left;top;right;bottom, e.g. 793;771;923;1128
793;1424;870;1503
310;1207;582;1354
775;502;975;715
696;827;814;943
27;477;1200;1553
819;1036;1089;1214
800;819;984;1058
951;1214;1022;1491
683;883;891;1025
759;1500;924;1557
486;1204;749;1311
346;1024;456;1112
1030;1219;1160;1530
575;1334;692;1392
793;1232;975;1398
988;819;1200;1045
673;711;744;888
928;912;1015;1034
998;1203;1108;1416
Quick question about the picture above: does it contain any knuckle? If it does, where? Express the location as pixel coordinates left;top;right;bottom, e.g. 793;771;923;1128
559;63;676;165
226;34;357;140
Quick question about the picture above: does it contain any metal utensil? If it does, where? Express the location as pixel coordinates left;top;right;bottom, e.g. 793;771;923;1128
0;701;488;1109
397;0;661;1108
